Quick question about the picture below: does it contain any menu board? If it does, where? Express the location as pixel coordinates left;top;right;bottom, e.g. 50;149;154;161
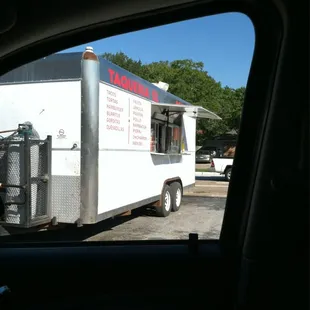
128;95;151;150
99;83;151;151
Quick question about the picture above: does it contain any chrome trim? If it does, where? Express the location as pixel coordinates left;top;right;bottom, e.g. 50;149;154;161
80;47;100;224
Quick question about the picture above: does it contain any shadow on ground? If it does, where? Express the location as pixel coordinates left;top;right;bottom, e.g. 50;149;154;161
0;207;146;243
182;196;226;211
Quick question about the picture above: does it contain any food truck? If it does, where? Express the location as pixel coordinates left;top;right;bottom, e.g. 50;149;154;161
0;47;221;229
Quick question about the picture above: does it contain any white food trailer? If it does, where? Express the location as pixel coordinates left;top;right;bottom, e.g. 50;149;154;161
0;47;221;229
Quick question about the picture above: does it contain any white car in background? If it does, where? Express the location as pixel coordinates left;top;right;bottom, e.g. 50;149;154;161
210;157;233;181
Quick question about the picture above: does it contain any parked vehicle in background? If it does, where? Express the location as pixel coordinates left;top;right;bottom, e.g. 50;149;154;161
202;132;237;157
211;157;233;181
195;148;213;163
210;143;235;181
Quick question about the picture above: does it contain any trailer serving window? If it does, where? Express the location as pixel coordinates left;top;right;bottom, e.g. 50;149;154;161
150;103;221;155
151;119;182;154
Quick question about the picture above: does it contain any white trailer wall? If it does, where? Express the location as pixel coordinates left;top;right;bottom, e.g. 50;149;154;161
0;81;82;223
0;80;197;223
97;82;196;215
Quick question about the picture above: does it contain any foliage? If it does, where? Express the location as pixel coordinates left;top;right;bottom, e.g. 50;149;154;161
102;52;245;144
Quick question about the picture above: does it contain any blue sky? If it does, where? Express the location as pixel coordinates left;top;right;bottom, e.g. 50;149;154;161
63;13;254;89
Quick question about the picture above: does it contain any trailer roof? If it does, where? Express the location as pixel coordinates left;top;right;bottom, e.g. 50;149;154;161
0;52;193;106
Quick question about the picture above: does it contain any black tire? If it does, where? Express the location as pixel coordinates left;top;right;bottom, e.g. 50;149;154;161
155;184;172;217
171;182;183;212
225;167;232;181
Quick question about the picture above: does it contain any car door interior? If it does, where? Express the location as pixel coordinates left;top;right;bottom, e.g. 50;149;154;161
0;0;306;309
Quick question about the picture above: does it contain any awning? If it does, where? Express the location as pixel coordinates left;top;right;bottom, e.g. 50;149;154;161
151;102;221;120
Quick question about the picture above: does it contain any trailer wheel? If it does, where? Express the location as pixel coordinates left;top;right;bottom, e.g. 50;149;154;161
171;182;182;212
225;167;232;181
156;184;172;217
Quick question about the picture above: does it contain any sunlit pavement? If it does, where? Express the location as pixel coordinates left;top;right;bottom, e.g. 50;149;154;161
195;171;221;177
186;173;229;198
87;177;228;241
87;196;226;241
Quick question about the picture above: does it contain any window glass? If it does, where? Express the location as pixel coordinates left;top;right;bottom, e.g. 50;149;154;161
0;13;254;242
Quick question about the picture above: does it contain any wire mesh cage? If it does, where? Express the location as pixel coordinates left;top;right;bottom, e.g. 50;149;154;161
0;134;52;228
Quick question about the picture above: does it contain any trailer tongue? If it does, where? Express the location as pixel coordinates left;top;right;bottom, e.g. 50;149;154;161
0;47;221;232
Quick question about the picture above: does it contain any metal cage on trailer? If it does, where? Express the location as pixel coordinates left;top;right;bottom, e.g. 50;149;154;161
0;47;221;230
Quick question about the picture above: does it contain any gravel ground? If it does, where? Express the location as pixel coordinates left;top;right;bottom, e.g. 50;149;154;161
87;196;226;241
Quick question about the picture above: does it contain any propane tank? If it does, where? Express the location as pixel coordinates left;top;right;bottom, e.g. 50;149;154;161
5;122;40;224
5;134;24;224
24;122;40;220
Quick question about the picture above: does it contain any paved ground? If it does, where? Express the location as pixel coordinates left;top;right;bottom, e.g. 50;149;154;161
87;196;226;241
0;172;228;241
187;174;228;197
87;173;228;241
